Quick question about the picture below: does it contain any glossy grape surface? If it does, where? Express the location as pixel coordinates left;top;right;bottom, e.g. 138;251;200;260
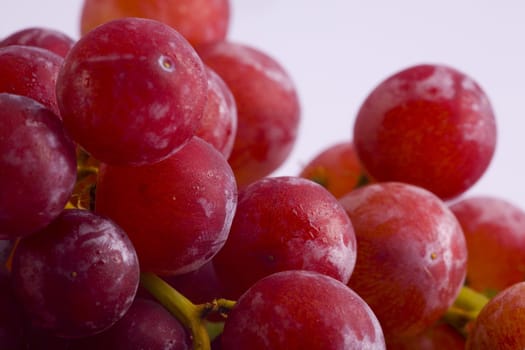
0;27;75;58
213;176;356;299
96;137;237;275
57;17;208;166
196;66;237;158
198;41;301;187
11;209;140;338
0;45;63;116
450;196;525;295
0;93;76;239
221;270;386;349
353;64;497;200
340;182;467;340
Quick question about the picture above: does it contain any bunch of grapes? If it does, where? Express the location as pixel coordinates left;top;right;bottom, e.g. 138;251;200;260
1;1;524;349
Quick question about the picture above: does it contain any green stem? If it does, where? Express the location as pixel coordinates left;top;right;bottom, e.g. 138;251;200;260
140;272;211;350
444;285;490;337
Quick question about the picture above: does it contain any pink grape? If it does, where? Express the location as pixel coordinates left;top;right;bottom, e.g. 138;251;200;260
339;182;467;340
56;17;208;166
353;64;497;200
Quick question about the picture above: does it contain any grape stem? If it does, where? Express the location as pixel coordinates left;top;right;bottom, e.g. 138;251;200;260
139;272;235;350
444;285;490;336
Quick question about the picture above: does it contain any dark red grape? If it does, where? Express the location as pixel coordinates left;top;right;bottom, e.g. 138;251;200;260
197;41;301;187
80;0;230;47
95;137;237;276
353;64;497;200
56;17;208;166
11;209;140;338
86;298;191;349
221;270;386;349
0;45;63;116
387;322;465;349
0;27;75;58
213;176;356;299
0;93;76;239
339;182;467;340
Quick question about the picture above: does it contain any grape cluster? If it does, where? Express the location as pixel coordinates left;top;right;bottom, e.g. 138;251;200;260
1;1;523;349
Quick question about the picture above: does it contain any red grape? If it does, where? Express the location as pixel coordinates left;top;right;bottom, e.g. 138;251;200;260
466;281;525;349
339;182;467;340
0;27;75;58
299;140;371;198
0;45;63;116
450;195;525;295
195;66;237;158
221;270;386;349
86;298;191;349
0;93;76;239
197;41;301;187
80;0;230;47
11;209;140;338
353;64;497;200
213;176;356;299
56;17;208;166
95;137;237;276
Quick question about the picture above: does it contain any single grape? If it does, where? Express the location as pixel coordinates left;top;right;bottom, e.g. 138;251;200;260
450;196;525;295
353;64;497;200
95;137;237;276
339;182;467;341
0;93;76;239
197;41;301;187
466;281;525;349
56;17;208;166
196;66;237;158
0;45;63;116
299;141;371;198
80;0;230;47
0;27;75;58
85;298;191;349
221;270;386;349
213;176;356;299
11;209;140;338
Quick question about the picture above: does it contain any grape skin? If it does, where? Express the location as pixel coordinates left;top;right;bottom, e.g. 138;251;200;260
340;182;467;340
11;209;140;339
0;93;76;239
95;137;238;276
197;41;301;187
0;27;75;58
56;17;208;166
0;45;63;116
213;176;356;299
353;64;497;200
221;270;386;350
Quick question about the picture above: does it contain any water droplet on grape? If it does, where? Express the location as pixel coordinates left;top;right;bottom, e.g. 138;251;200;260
158;55;175;72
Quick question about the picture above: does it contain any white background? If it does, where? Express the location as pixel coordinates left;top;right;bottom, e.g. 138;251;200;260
2;1;525;208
